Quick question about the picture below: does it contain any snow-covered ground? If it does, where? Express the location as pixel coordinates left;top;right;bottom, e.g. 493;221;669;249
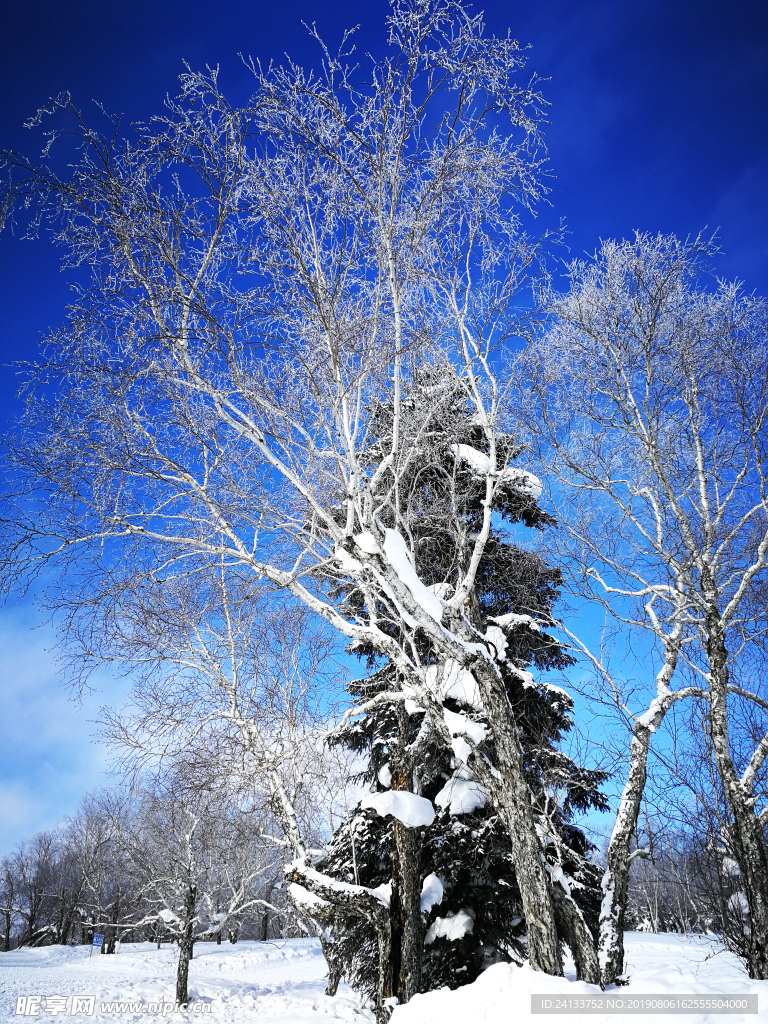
395;933;765;1024
0;933;763;1024
0;939;369;1023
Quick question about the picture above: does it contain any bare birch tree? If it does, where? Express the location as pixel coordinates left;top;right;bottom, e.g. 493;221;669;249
0;0;577;991
524;232;768;980
119;771;275;1006
95;565;404;1009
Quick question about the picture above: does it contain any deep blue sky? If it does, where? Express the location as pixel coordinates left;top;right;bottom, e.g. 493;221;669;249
0;0;766;853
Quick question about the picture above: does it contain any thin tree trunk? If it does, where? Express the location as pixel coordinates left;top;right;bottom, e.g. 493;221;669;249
107;895;120;954
375;922;393;1024
598;722;653;984
597;643;689;986
55;904;68;945
260;880;274;941
320;933;342;997
704;596;768;980
59;912;74;946
176;884;197;1006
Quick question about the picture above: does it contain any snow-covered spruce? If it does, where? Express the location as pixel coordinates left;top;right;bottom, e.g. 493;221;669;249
318;403;608;998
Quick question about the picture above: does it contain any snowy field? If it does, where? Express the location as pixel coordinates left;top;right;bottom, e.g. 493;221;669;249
0;940;368;1024
0;933;764;1024
396;934;766;1024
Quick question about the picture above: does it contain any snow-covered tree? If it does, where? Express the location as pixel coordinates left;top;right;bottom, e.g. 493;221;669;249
7;834;60;948
121;771;274;1006
70;790;141;953
317;390;607;997
0;0;573;1001
525;232;768;980
91;566;367;986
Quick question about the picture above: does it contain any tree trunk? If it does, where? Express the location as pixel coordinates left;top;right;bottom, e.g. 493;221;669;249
22;909;38;949
59;914;72;945
551;884;600;983
260;880;275;941
704;596;768;979
388;721;423;1003
467;658;563;977
375;922;393;1024
56;905;68;945
176;884;197;1006
319;933;342;997
597;644;684;986
391;820;422;1001
387;847;401;1001
598;723;653;985
3;911;10;952
107;895;120;954
324;965;342;997
176;937;192;1005
450;586;562;976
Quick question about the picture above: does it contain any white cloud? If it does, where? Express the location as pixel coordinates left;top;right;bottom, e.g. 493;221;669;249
0;603;131;854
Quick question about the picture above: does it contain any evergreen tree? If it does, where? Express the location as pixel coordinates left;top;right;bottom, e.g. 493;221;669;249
319;384;608;997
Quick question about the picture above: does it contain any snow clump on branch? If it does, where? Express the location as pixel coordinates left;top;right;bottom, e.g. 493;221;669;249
420;874;444;914
450;445;543;497
361;790;436;828
424;908;475;945
424;660;483;710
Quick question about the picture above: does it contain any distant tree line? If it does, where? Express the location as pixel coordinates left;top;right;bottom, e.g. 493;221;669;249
0;775;294;949
0;754;351;1005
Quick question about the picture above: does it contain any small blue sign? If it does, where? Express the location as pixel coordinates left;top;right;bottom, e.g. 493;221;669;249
92;934;104;947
